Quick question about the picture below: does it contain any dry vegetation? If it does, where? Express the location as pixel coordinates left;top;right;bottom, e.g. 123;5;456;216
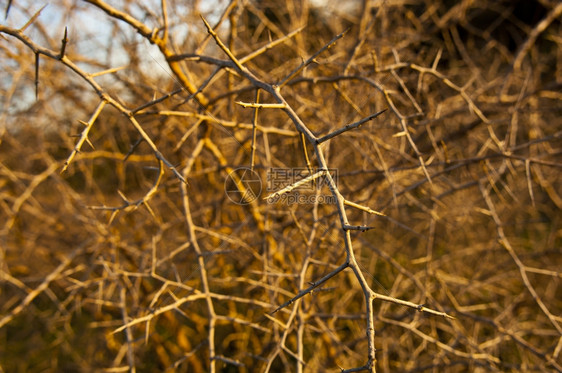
1;0;561;372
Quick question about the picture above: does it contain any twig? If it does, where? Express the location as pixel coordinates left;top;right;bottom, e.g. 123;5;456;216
240;26;305;64
62;100;107;173
316;109;387;144
344;199;385;216
525;159;535;207
278;28;350;88
479;181;562;336
160;0;168;43
19;4;47;32
200;15;245;73
512;2;562;72
180;166;217;372
271;262;349;314
0;244;85;329
90;65;126;77
374;292;455;319
235;101;286;109
343;224;375;232
0;24;186;183
59;27;68;58
87;160;165;222
120;286;137;372
250;89;260;171
34;52;39;99
4;0;12;19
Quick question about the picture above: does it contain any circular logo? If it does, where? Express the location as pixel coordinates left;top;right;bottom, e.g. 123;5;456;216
224;167;262;205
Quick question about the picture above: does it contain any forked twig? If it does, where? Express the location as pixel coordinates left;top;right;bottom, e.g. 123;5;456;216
62;100;107;173
278;28;350;88
0;243;86;329
200;15;245;72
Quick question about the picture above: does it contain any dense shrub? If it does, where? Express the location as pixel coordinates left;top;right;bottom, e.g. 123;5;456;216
1;1;561;371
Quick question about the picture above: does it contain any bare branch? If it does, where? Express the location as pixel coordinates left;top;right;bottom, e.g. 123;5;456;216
317;109;387;144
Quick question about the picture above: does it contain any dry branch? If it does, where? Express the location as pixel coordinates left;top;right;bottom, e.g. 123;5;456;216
1;1;560;372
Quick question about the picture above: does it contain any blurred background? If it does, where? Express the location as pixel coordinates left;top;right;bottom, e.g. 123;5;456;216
1;0;561;371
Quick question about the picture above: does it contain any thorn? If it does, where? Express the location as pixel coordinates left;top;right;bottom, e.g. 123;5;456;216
5;0;12;20
35;53;39;100
20;4;48;33
60;26;68;59
117;190;129;203
85;138;95;150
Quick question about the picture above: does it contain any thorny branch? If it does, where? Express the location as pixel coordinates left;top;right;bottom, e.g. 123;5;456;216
1;1;560;372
